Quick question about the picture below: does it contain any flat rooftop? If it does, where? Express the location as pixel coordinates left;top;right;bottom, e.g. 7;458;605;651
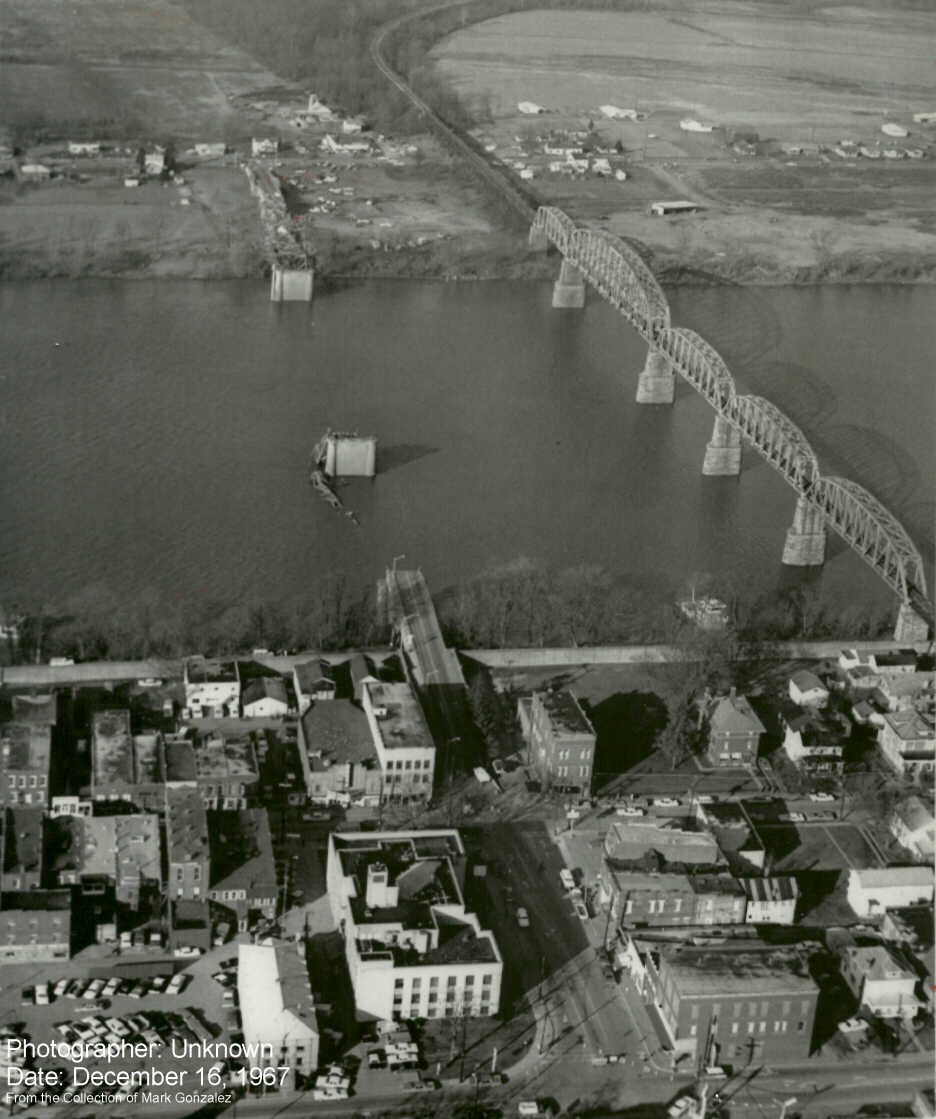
0;723;51;774
132;734;161;783
194;733;257;781
537;688;594;736
11;695;56;725
185;658;238;684
365;681;434;752
301;701;375;768
2;807;43;874
91;710;133;788
115;815;161;885
163;736;197;782
166;786;209;863
208;808;275;893
662;943;817;997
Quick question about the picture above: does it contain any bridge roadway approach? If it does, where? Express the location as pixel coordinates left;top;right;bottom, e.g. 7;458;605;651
368;6;932;644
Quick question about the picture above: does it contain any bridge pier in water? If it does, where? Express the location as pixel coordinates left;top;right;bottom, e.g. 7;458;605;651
894;601;930;643
702;414;742;476
270;266;314;302
782;495;826;566
636;349;675;404
552;259;586;308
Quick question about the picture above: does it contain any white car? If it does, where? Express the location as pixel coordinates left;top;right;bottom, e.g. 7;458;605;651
808;792;836;803
105;1017;131;1037
71;1022;96;1042
166;973;189;995
787;812;806;823
34;983;50;1006
518;1103;542;1118
652;797;680;808
53;979;69;999
516;907;530;928
574;900;589;922
616;804;646;817
559;869;575;891
102;977;121;998
173;945;201;958
85;979;105;998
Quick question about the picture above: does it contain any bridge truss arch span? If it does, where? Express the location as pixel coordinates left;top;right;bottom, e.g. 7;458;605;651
532;207;670;336
810;477;928;602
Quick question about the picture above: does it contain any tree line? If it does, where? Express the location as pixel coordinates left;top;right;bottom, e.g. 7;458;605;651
1;558;894;666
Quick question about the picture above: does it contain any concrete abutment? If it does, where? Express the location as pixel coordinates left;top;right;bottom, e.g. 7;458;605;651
552;259;586;308
894;601;930;643
270;267;314;302
636;349;675;404
782;495;826;566
702;414;742;476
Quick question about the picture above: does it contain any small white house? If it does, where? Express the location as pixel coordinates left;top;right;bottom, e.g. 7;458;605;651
679;119;714;133
144;148;165;175
890;796;935;862
341;117;366;135
788;670;829;708
840;944;920;1021
68;141;101;156
251;137;279;157
881;122;909;138
599;105;638;121
242;676;289;719
293;659;337;713
20;164;51;182
195;142;226;158
846;867;934;918
517;101;545;115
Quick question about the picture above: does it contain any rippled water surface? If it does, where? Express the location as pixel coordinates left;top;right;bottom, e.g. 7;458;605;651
0;279;932;612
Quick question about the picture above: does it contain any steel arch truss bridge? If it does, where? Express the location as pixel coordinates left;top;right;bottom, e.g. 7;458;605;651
530;206;931;630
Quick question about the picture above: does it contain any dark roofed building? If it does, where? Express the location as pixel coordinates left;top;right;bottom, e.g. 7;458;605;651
207;808;277;930
707;690;765;766
1;807;44;890
640;938;818;1065
11;695;56;726
0;722;51;808
294;659;337;712
166;786;209;902
0;889;71;962
298;700;381;806
525;688;595;794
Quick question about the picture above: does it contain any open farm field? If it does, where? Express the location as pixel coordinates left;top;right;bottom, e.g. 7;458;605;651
431;2;936;282
0;0;281;141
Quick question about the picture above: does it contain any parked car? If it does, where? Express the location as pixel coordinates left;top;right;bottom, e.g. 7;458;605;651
173;945;202;958
85;979;105;999
516;907;530;928
574;900;589;922
652;797;680;808
787;812;806;823
105;1017;131;1038
808;792;836;802
127;981;147;1000
166;973;190;996
559;869;575;891
149;976;169;992
102;978;121;999
34;983;50;1006
21;987;34;1006
53;979;69;999
63;980;84;999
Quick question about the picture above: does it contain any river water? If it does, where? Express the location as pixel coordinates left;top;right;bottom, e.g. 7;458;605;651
0;279;932;618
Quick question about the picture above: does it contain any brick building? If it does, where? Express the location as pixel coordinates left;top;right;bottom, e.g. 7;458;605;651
521;688;595;793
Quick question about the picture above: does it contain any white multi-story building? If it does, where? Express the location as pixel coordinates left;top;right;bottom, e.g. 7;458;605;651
238;943;319;1086
877;709;935;782
846;867;934;918
361;681;435;804
183;658;240;719
840;944;920;1021
326;830;502;1023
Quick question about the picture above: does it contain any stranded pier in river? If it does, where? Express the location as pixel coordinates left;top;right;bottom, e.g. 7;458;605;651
309;430;377;524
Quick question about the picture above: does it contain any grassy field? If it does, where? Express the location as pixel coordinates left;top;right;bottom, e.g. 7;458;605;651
430;1;936;282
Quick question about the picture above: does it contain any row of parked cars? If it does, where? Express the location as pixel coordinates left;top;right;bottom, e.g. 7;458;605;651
24;972;190;1008
53;1005;212;1051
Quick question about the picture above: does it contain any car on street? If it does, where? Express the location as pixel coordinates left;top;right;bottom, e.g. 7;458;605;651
615;803;645;817
516;907;530;928
174;945;202;958
35;983;50;1006
559;869;575;891
652;797;680;808
694;794;715;805
808;792;836;802
787;812;806;823
574;900;589;921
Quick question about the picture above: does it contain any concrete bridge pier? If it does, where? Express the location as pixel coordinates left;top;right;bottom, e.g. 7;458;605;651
782;495;826;566
529;225;549;252
635;349;675;404
552;258;586;308
702;414;742;476
270;266;313;302
894;601;930;643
